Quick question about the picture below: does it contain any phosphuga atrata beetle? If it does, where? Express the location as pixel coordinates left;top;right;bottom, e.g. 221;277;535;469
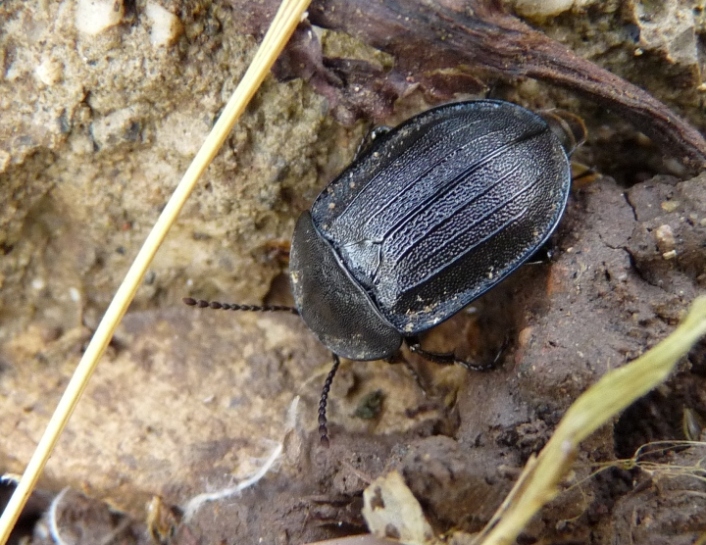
186;99;586;444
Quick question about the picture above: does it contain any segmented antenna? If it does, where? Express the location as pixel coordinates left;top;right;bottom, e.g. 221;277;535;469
183;297;299;315
185;296;345;446
318;354;341;447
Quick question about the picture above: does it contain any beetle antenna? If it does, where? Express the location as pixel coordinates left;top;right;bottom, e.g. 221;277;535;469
318;354;340;447
183;297;299;315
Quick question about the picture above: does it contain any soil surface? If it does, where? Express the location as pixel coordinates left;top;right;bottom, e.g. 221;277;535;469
1;1;706;545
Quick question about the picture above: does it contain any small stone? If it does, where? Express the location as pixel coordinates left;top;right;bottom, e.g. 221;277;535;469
517;327;534;348
661;200;681;213
145;2;184;47
75;0;125;36
654;224;675;252
512;0;573;18
35;57;63;86
0;150;10;173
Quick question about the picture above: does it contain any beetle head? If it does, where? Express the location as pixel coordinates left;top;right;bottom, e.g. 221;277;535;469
289;211;402;361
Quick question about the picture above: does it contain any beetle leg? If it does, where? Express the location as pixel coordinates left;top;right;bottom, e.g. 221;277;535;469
385;352;427;395
318;354;341;447
571;161;601;189
405;336;500;372
406;336;456;365
354;125;392;159
526;241;555;265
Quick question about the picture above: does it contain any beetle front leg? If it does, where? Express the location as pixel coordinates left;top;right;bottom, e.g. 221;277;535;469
385;351;427;393
405;336;502;372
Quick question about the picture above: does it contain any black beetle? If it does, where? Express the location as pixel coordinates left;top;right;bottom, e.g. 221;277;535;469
291;99;582;358
187;99;585;443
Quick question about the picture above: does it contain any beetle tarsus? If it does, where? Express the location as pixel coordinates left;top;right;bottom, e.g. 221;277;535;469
318;354;341;446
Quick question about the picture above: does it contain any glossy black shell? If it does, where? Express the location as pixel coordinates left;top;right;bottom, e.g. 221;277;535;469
290;100;572;361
